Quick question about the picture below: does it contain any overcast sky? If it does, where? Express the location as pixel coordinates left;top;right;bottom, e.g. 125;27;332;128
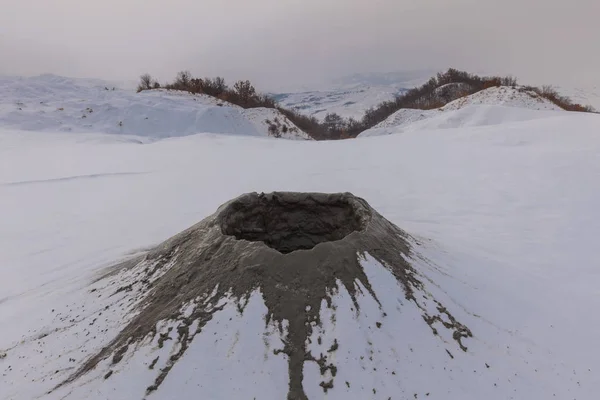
1;0;599;90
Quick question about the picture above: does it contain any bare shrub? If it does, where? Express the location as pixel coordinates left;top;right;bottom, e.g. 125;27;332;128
202;77;228;97
174;71;192;89
233;80;257;106
137;74;158;93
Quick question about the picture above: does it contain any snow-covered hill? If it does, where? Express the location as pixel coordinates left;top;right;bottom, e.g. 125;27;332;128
359;86;566;137
0;75;311;140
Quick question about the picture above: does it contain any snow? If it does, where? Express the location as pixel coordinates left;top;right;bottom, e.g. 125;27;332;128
151;292;289;400
0;75;311;140
302;252;587;399
1;75;600;399
42;291;290;400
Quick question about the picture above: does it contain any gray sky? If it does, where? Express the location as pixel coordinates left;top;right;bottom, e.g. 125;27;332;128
2;0;599;90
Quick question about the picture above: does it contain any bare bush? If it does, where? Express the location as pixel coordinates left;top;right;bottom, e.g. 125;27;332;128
202;77;228;97
174;71;192;89
137;73;158;93
233;80;257;106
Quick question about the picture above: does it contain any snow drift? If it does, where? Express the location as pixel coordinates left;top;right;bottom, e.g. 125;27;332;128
0;75;311;140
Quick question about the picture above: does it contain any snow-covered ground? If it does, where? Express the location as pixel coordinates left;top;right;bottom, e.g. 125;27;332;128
1;75;600;399
0;75;311;140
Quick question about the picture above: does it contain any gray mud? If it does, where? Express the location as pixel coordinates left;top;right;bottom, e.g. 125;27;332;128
57;192;471;400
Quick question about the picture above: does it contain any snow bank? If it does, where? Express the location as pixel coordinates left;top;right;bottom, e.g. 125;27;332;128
0;75;311;140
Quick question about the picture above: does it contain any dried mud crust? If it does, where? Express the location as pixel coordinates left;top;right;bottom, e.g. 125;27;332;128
56;192;472;400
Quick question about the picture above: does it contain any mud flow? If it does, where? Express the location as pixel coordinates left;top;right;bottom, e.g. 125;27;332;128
219;192;366;253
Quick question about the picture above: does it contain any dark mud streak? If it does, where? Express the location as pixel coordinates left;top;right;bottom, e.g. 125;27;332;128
0;172;150;187
56;192;472;400
422;301;473;351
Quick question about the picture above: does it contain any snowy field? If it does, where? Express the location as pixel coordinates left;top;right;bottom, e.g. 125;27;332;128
1;77;600;399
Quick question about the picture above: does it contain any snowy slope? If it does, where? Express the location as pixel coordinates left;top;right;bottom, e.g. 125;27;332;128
0;75;311;140
359;86;565;137
1;107;600;399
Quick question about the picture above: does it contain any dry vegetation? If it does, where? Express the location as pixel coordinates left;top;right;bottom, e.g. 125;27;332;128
137;69;595;140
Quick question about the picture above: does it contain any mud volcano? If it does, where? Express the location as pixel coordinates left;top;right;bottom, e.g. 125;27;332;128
59;192;472;399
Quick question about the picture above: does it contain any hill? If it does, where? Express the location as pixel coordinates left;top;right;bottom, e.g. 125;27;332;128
358;86;567;137
0;75;311;140
272;84;406;121
134;69;595;140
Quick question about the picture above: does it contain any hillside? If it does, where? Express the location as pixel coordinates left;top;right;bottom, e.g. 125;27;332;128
0;75;311;140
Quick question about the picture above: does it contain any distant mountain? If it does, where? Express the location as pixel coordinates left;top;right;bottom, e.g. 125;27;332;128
272;70;435;121
331;70;437;87
273;85;405;121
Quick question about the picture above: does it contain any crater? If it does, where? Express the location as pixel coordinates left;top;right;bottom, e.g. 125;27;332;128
219;192;369;253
